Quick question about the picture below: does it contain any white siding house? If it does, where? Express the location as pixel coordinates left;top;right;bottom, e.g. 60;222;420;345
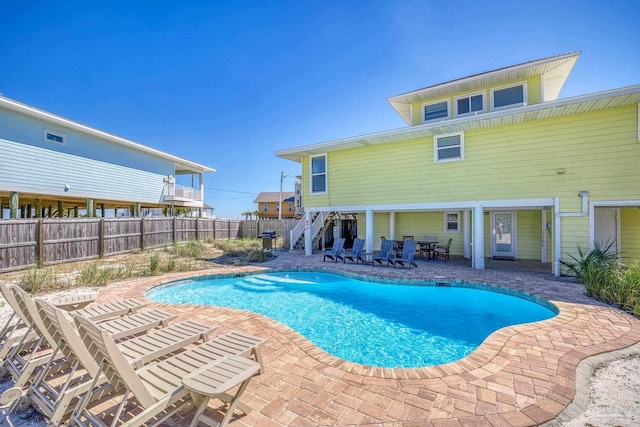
0;95;214;218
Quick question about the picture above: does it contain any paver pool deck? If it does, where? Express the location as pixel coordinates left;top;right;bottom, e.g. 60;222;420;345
93;252;640;426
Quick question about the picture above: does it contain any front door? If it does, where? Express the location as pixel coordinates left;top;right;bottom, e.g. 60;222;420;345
492;211;516;258
594;208;619;255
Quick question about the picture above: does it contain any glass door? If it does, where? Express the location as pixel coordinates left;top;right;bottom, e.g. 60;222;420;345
491;211;516;258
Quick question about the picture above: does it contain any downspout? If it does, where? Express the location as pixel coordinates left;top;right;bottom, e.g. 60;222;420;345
554;191;589;276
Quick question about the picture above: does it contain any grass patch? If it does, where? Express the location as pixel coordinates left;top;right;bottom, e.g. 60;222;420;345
3;238;273;293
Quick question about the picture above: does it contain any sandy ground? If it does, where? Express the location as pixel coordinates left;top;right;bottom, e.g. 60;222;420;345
0;286;638;426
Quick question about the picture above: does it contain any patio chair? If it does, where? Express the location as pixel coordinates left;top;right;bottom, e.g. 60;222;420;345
71;315;267;427
372;239;395;266
343;238;365;263
418;235;437;259
24;298;215;425
0;285;40;366
323;237;346;262
434;238;452;262
389;240;418;269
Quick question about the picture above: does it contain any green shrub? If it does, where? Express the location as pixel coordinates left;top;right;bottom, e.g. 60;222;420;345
562;244;640;317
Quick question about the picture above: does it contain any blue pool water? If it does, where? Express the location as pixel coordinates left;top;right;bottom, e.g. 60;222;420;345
147;271;557;368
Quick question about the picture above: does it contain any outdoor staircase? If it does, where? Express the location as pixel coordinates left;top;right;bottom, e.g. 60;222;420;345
290;212;334;251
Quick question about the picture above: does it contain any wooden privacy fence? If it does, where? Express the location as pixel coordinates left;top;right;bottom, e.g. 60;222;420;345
0;218;300;273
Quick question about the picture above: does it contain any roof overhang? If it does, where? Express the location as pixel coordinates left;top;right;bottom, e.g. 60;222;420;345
276;84;640;162
0;95;215;174
387;52;581;125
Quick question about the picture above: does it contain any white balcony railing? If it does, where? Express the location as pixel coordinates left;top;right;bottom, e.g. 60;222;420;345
163;183;202;202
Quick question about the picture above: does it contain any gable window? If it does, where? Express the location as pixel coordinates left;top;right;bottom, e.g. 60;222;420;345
444;211;460;232
263;203;267;212
422;100;449;123
455;93;485;117
434;132;464;163
492;83;527;110
310;154;327;194
43;129;66;145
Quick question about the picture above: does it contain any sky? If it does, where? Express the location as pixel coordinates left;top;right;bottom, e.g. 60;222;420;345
1;1;638;218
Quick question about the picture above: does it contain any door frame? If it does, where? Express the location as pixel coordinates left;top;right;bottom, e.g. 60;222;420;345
491;211;517;259
593;207;621;256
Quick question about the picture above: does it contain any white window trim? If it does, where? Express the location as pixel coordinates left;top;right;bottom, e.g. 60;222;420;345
454;91;486;117
421;99;450;124
490;81;528;111
309;153;328;195
433;131;464;163
43;129;66;146
263;203;267;212
444;211;460;233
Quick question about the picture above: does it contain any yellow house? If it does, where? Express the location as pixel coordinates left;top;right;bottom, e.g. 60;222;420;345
276;52;640;276
253;191;296;218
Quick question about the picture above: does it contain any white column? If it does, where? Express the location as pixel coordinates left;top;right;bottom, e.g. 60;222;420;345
199;173;204;203
472;206;485;269
554;198;561;276
541;209;547;263
305;211;313;256
389;211;396;240
365;209;374;253
463;210;471;258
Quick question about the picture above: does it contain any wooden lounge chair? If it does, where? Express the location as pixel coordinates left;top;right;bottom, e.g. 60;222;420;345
434;238;452;262
0;284;40;367
389;240;418;269
0;285;176;406
323;237;346;262
24;298;215;425
71;315;267;427
372;239;395;266
343;238;365;263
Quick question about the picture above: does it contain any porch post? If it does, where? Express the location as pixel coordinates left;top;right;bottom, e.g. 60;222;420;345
463;210;471;258
541;209;547;263
472;206;485;269
86;198;94;218
304;211;313;256
365;209;374;253
199;173;204;202
389;211;396;240
9;192;18;219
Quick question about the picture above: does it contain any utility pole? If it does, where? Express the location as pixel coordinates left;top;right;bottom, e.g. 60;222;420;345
278;171;283;220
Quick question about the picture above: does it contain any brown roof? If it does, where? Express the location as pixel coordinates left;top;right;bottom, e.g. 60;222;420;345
253;191;295;203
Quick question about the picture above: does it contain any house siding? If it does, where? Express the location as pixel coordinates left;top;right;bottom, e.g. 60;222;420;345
0;138;167;204
0;107;171;175
303;105;638;207
621;207;640;264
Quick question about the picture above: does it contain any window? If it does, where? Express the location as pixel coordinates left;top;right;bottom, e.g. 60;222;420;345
288;202;292;212
491;83;527;110
263;203;267;212
310;154;327;193
434;132;464;162
455;92;485;117
422;100;449;123
276;202;280;212
43;129;66;145
444;211;460;232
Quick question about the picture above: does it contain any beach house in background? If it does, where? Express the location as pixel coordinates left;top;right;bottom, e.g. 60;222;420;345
276;52;640;276
253;192;296;218
0;96;214;218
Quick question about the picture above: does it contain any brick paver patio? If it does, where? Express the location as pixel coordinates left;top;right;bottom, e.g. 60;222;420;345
93;252;640;426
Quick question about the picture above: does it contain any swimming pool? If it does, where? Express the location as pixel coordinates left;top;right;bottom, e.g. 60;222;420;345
147;271;557;368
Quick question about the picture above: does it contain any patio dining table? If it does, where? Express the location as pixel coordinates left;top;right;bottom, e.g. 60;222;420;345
416;240;438;260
